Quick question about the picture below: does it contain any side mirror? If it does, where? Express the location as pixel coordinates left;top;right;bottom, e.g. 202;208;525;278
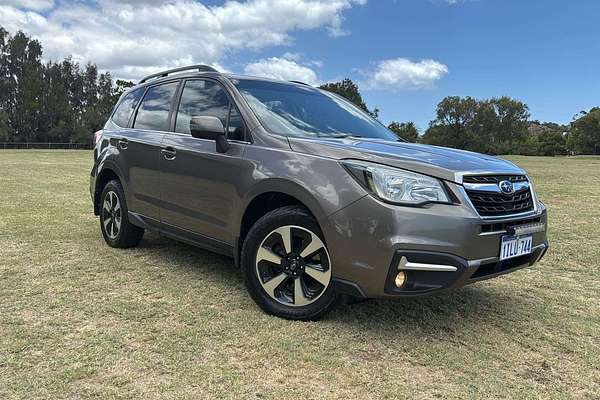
189;116;229;153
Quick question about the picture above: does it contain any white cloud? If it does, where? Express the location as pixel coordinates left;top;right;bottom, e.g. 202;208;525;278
0;0;365;80
327;14;350;37
244;57;320;86
282;52;302;62
2;0;54;12
281;52;323;67
365;58;448;90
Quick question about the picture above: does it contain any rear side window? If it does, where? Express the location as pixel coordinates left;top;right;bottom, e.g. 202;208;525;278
133;82;179;131
111;88;144;127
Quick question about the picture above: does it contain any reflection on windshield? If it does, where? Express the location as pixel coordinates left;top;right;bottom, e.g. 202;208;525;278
326;92;377;126
233;79;398;141
242;93;317;135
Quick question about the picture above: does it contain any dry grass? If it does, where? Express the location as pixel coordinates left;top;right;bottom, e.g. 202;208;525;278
0;151;598;399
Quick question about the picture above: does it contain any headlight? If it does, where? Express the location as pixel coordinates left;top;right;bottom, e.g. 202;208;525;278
342;160;451;205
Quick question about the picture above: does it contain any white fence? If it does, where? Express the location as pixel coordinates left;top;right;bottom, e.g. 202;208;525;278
0;142;90;150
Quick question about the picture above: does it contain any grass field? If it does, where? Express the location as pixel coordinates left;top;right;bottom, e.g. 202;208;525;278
0;151;599;399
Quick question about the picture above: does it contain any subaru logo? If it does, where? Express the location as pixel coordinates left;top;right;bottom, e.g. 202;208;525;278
499;180;514;195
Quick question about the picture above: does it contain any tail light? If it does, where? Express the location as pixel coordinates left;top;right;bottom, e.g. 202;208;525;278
93;130;103;146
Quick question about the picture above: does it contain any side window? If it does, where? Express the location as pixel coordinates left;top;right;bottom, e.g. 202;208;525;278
111;88;144;127
227;105;245;141
133;82;179;131
175;80;242;137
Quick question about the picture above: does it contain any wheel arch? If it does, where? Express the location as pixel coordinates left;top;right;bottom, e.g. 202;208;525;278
93;162;126;215
234;179;328;268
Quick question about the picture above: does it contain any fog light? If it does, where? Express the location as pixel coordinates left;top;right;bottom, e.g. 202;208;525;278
394;271;407;288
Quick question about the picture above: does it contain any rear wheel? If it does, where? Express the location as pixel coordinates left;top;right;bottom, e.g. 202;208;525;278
241;206;336;320
99;180;144;248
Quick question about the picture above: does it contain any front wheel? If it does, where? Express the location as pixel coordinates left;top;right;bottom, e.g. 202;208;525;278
99;180;144;248
241;206;336;320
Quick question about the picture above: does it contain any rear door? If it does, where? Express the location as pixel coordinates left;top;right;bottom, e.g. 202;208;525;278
120;80;180;224
159;78;249;246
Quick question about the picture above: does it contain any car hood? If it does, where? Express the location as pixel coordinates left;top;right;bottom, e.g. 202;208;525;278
287;136;525;183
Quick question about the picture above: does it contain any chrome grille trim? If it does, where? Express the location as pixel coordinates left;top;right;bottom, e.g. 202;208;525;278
462;174;535;217
463;180;529;193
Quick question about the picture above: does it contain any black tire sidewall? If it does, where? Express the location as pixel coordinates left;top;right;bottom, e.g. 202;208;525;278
99;180;143;248
241;206;336;320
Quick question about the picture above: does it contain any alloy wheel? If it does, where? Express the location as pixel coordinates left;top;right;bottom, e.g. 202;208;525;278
255;225;331;307
102;191;122;240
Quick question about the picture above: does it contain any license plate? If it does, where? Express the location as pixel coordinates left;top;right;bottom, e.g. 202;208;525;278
500;234;533;261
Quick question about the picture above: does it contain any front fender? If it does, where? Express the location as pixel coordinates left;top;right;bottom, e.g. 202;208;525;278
238;178;330;228
232;145;369;261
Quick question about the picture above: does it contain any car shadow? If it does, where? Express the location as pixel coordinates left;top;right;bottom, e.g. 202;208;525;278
138;233;533;335
327;287;528;334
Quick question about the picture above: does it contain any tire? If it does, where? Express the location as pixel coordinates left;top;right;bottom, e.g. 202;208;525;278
99;180;144;248
241;205;337;320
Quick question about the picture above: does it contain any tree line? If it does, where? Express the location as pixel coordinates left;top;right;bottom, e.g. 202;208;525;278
1;27;598;155
0;28;131;145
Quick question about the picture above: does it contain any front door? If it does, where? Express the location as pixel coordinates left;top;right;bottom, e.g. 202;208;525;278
159;79;249;245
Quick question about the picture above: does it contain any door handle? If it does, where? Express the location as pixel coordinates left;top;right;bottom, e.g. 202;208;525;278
161;147;177;160
118;139;128;150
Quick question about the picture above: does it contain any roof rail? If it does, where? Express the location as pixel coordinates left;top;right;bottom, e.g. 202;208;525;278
290;80;311;86
139;65;219;84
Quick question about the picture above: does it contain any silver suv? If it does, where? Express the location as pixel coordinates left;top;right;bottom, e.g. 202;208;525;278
90;65;549;320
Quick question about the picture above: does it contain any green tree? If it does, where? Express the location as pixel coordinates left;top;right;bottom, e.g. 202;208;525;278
421;96;479;150
95;72;119;128
115;79;134;98
567;108;600;154
319;78;379;118
537;130;567;156
0;111;8;141
421;96;531;154
388;121;418;142
0;27;10;135
520;121;568;156
40;60;72;142
82;63;100;130
491;96;530;153
2;30;44;142
0;27;125;145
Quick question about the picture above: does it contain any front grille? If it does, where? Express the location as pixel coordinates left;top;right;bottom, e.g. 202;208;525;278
464;175;534;217
463;175;528;184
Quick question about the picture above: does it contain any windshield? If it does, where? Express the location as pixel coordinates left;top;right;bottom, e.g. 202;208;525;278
232;79;399;141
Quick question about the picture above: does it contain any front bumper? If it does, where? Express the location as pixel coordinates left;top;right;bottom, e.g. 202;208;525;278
324;183;549;299
382;242;548;296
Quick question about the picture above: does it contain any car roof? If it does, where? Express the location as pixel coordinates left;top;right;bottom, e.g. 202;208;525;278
223;73;311;86
119;65;318;103
131;64;313;89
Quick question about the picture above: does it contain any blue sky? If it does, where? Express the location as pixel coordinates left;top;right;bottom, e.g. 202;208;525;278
2;0;599;129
